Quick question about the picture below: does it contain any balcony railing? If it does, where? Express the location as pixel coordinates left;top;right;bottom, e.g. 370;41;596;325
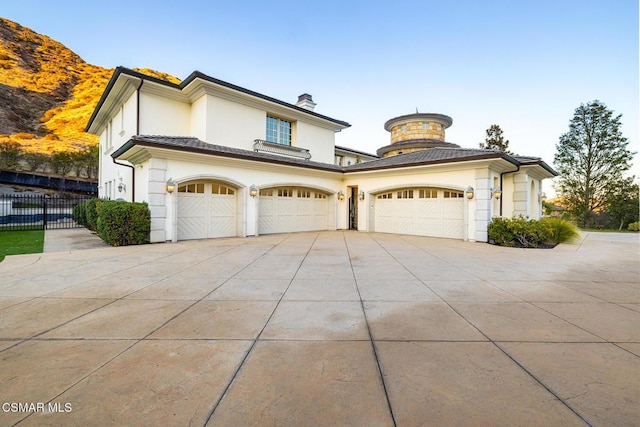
253;139;312;160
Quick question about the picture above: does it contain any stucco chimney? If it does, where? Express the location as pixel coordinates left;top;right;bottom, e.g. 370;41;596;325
296;93;316;111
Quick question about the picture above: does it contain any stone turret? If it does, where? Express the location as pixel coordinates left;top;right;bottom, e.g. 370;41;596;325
377;112;459;157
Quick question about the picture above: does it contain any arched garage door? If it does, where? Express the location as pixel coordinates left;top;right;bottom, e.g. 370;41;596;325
177;181;237;240
258;187;332;234
374;187;464;239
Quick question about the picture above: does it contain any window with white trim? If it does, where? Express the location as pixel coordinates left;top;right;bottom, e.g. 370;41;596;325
259;189;273;196
419;189;437;198
277;188;293;197
266;116;292;146
444;190;463;198
211;183;235;195
298;189;311;198
178;183;205;193
377;193;392;199
315;193;327;199
397;189;414;199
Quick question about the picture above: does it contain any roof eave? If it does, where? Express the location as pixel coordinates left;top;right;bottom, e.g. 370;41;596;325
344;153;512;173
180;72;351;128
112;138;344;173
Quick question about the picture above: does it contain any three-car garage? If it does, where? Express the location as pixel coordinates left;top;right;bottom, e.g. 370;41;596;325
174;180;465;241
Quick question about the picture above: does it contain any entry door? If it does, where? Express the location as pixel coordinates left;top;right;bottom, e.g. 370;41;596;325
348;186;358;230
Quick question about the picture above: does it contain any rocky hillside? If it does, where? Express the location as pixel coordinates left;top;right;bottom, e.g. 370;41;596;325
0;17;179;153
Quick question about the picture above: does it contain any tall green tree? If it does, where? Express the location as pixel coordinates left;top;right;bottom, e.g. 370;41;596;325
479;124;512;154
554;100;635;228
603;177;639;230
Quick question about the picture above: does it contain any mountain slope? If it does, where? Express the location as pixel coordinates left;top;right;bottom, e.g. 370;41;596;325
0;17;179;153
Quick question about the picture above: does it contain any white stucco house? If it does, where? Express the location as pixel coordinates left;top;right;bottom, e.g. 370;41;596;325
87;67;556;243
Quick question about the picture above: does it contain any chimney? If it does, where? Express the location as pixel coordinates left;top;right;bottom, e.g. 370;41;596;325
296;93;316;111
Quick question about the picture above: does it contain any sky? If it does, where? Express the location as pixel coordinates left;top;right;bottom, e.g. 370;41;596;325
2;1;638;195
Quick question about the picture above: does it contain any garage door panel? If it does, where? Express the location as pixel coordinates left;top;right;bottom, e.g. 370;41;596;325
442;200;464;217
178;195;204;218
211;196;236;216
210;218;236;237
374;188;464;239
278;199;297;215
258;188;332;235
178;218;206;240
177;182;238;240
415;200;439;218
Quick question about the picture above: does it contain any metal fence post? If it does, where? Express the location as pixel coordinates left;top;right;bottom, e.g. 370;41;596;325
42;196;47;230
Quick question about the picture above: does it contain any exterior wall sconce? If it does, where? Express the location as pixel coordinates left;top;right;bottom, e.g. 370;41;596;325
493;188;502;199
117;182;126;193
249;185;258;197
338;191;345;201
540;192;547;203
465;186;474;199
166;178;175;194
358;191;365;201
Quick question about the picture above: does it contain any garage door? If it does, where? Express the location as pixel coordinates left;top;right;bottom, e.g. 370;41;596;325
258;187;331;234
177;181;237;240
374;188;464;239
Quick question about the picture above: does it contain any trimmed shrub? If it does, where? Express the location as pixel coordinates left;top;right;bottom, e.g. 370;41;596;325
488;217;553;248
73;201;87;226
85;198;100;231
628;221;640;232
539;217;580;243
96;200;150;246
487;217;515;247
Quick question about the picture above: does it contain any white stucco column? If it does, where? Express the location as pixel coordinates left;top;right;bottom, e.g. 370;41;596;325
512;172;528;217
247;189;258;237
474;170;492;242
147;158;167;243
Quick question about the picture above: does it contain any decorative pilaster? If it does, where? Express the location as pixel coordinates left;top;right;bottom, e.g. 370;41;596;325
147;158;167;243
512;172;528;217
474;170;492;242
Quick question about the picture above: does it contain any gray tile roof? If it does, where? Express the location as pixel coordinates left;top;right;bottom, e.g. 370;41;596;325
113;136;344;172
344;147;512;172
112;136;557;176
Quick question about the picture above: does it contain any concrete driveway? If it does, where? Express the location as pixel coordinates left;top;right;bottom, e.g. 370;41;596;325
0;230;638;426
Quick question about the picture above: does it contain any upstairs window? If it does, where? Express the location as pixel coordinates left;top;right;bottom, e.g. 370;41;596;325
266;116;292;146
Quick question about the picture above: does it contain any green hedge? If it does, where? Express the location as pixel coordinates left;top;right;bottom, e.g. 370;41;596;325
629;221;640;231
73;198;100;231
85;198;100;231
96;200;150;246
73;202;87;226
488;217;578;248
73;199;151;246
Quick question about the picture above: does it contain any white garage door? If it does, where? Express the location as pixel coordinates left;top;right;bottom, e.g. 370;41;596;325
177;181;237;240
258;187;331;234
374;188;464;239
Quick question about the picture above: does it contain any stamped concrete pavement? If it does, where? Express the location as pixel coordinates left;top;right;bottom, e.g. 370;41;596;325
0;231;638;426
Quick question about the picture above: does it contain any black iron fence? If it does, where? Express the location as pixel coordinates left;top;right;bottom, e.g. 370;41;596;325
0;195;90;231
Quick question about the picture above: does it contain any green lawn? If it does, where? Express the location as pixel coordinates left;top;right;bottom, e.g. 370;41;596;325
0;230;45;262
